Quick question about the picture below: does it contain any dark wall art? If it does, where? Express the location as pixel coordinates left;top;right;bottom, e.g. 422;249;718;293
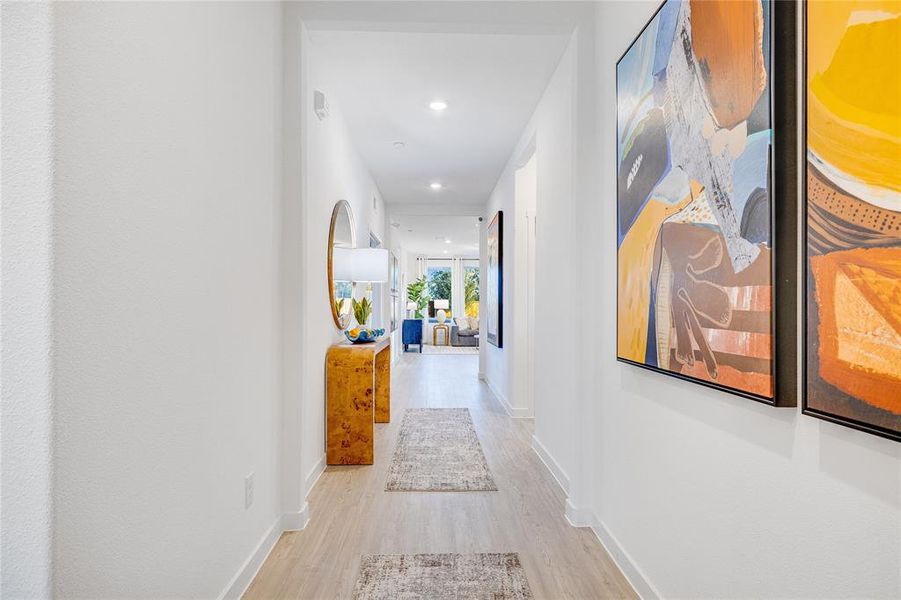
803;1;901;441
616;0;797;405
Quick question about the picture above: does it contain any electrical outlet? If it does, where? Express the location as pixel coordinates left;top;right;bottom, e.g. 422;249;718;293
244;473;254;509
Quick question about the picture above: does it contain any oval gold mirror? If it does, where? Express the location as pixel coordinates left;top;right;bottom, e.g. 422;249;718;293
328;200;355;330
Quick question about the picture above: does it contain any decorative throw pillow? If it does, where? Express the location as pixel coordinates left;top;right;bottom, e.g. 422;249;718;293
455;316;471;330
470;318;479;331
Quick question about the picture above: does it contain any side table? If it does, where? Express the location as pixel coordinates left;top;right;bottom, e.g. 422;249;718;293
433;323;450;346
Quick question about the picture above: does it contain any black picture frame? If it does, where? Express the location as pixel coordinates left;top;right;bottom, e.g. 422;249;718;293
487;210;503;348
614;0;797;407
800;2;900;443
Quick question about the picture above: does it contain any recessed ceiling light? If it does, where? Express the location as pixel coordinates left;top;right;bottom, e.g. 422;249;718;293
392;141;405;150
430;182;443;190
429;100;448;111
443;250;448;254
444;239;451;244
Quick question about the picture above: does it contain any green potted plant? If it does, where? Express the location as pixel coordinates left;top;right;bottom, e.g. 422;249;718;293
351;296;373;328
406;276;430;319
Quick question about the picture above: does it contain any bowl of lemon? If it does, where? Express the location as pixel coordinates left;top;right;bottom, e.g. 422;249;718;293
344;327;385;344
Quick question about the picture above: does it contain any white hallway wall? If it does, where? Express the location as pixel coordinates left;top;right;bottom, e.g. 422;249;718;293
281;6;388;529
1;3;55;597
46;2;285;598
3;4;388;596
487;2;901;598
583;3;901;598
297;27;387;495
482;23;585;487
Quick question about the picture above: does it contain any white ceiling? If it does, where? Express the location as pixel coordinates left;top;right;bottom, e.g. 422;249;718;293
309;29;570;206
389;215;481;258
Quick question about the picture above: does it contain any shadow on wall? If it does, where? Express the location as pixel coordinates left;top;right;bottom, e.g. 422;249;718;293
620;367;796;459
621;365;901;507
818;427;901;509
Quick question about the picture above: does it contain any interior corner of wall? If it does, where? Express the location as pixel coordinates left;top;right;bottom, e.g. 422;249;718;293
282;503;310;532
303;452;326;499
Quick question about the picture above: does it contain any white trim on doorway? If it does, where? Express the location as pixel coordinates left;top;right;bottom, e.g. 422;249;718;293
511;143;538;418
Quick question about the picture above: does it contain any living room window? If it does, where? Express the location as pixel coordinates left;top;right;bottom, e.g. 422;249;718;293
426;262;453;315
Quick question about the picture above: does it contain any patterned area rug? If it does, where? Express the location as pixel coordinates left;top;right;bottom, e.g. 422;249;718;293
421;345;479;354
386;408;497;491
353;553;533;599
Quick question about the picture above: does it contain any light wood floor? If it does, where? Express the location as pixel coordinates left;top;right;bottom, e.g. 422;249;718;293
244;353;637;599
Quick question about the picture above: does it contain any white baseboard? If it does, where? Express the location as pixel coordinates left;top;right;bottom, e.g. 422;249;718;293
560;501;659;600
218;515;285;600
219;504;312;600
282;503;310;531
564;497;590;526
529;440;656;599
531;435;570;495
481;375;532;418
589;517;661;600
304;454;326;497
219;460;324;600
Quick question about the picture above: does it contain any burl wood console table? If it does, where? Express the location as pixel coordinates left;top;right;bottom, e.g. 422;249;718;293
325;337;391;465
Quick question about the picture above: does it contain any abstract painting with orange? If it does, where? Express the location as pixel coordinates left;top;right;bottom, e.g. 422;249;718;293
805;1;901;441
616;0;784;402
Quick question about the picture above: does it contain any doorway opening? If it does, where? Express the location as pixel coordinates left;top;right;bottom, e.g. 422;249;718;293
514;147;538;415
397;217;482;356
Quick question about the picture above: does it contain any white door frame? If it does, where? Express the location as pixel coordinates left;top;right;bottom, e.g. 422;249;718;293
512;141;537;417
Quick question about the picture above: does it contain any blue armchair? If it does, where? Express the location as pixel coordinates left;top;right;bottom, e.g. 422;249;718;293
402;319;423;352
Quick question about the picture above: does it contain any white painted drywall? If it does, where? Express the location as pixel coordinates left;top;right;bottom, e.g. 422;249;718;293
482;156;516;411
571;3;901;598
280;16;388;516
49;3;284;597
280;5;307;529
485;3;901;597
580;2;901;598
1;3;55;596
482;33;581;483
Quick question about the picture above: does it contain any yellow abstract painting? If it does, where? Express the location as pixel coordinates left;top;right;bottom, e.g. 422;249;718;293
805;0;901;441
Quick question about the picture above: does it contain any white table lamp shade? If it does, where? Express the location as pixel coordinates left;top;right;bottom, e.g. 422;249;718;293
332;248;389;283
433;299;450;310
350;248;389;282
406;302;417;311
332;247;354;281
